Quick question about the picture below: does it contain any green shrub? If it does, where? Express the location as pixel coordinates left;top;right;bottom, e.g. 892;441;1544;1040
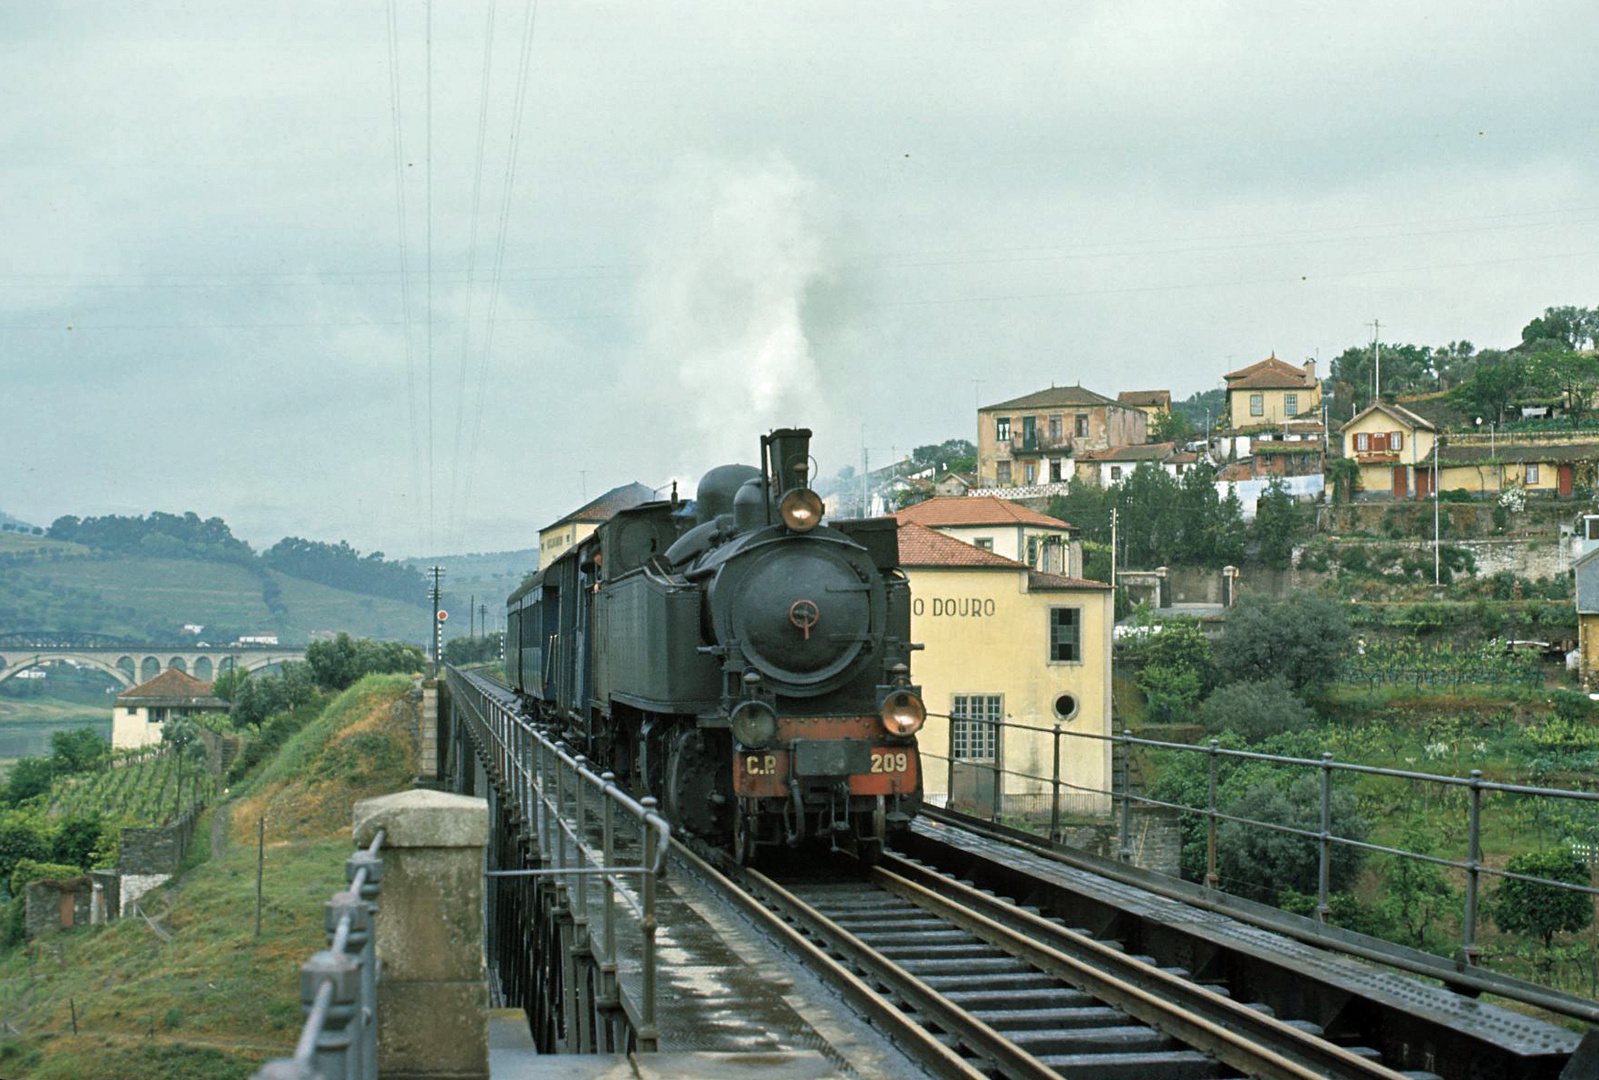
1196;677;1316;742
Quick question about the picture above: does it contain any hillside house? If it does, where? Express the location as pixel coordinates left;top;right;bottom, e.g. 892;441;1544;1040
1342;402;1439;499
112;669;228;750
976;385;1148;487
1117;390;1172;421
1073;443;1199;487
1224;355;1321;430
896;495;1081;576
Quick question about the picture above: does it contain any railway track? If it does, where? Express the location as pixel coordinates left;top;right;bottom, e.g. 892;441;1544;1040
677;840;1431;1080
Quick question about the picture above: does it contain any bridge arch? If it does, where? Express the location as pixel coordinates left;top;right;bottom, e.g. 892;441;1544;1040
140;657;161;681
192;656;213;681
240;656;287;675
168;656;188;675
117;656;136;682
0;653;136;689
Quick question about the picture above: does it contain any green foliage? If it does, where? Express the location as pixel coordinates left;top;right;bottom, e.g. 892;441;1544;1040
443;632;505;666
10;858;83;896
47;727;109;775
305;633;425;691
1326;457;1359;503
1341;639;1542;690
1216;775;1367;905
210;666;249;702
1196;677;1316;742
1047;466;1245;570
50;816;102;869
47;510;254;563
0;819;50;898
1151;409;1192;442
230;661;318;727
909;439;977;476
1214;593;1351;691
261;536;428;604
1374;828;1460;951
1252;479;1304;570
1128;619;1215;723
1491;847;1593;948
2;757;55;806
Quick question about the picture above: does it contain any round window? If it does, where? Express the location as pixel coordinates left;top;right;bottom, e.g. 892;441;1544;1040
1053;693;1079;720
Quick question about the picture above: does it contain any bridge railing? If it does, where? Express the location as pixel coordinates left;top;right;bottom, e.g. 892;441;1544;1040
251;830;386;1080
923;710;1599;1022
448;667;672;1050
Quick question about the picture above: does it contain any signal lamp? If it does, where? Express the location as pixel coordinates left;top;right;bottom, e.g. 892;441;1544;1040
730;700;778;748
779;488;825;532
881;691;926;737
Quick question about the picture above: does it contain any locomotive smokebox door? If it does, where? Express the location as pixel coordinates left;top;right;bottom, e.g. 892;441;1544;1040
793;739;872;777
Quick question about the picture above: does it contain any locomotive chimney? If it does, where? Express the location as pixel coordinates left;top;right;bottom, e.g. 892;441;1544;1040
765;428;813;498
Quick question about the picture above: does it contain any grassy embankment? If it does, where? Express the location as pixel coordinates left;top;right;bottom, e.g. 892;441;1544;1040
0;674;417;1079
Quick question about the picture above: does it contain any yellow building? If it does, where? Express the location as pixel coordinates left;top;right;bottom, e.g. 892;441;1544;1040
899;522;1113;817
1224;355;1321;430
1117;389;1172;421
537;482;654;567
1436;444;1585;497
1342;402;1438;498
1577;539;1599;687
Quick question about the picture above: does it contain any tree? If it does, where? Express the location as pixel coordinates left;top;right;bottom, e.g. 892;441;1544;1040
1212;486;1247;566
1252;479;1304;570
3;757;56;806
1491;847;1593;950
1175;464;1220;566
211;666;249;702
0;817;50;895
1377;827;1459;951
52;815;104;870
1216;775;1366;905
1196;676;1316;741
1151;409;1194;443
1450;352;1526;426
1526;348;1599;427
1325;457;1359;504
908;439;977;476
1214;593;1351;691
1521;305;1598;352
1130;619;1216;723
48;728;108;775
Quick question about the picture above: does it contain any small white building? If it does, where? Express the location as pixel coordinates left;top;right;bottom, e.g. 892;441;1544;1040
112;669;228;749
236;633;279;646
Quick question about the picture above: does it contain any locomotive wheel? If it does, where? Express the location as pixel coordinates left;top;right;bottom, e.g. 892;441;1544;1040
664;727;730;840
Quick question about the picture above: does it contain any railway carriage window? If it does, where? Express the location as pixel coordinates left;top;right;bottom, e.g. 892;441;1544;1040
995;417;1011;441
1049;608;1081;663
951;694;1001;762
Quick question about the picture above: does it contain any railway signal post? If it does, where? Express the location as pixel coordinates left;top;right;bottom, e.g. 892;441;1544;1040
427;565;446;676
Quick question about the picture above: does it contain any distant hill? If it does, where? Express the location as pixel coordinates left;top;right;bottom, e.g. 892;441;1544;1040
0;541;429;646
401;548;540;630
0;510;43;534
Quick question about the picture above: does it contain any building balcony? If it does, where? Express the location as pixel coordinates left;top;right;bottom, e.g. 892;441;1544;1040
1008;435;1075;456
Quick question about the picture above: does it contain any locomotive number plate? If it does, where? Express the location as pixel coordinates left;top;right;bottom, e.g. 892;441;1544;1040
793;739;871;776
869;749;911;774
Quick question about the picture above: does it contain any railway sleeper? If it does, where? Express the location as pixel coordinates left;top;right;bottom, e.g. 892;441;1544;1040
940;985;1099;1010
966;1005;1127;1030
1036;1049;1226;1080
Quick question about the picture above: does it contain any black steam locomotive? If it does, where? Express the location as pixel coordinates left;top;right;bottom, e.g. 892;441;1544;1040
505;428;924;863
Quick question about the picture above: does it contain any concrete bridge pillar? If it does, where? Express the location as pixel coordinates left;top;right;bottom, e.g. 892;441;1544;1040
353;789;489;1080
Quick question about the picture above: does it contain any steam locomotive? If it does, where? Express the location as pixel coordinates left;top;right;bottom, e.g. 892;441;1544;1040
504;428;924;863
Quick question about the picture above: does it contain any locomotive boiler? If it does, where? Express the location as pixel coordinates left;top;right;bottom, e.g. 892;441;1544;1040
505;428;924;862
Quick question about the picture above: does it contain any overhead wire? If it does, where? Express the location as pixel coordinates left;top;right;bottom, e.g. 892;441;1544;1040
384;0;425;556
447;0;499;549
455;0;541;552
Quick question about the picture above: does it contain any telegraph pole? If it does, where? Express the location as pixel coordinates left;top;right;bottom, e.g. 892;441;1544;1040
469;594;475;638
1369;318;1383;401
479;603;488;638
427;565;446;675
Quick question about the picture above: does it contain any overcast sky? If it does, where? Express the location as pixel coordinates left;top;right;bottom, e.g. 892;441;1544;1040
3;1;1597;557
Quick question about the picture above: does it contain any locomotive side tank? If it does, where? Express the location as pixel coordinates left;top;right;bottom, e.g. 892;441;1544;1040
509;427;924;862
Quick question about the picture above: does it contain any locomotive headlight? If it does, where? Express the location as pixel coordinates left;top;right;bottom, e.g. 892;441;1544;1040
880;691;926;737
779;488;825;532
730;700;778;748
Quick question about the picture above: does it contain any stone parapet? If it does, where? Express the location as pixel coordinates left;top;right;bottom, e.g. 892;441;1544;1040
353;788;489;1080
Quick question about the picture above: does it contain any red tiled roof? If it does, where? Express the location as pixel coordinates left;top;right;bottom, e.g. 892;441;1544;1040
1074;442;1177;462
1224;354;1316;389
981;384;1121;411
116;668;225;705
1028;570;1112;591
895;496;1074;531
896;522;1029;569
543;482;655;532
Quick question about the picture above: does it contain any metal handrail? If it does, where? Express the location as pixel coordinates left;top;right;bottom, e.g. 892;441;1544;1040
925;707;1599;975
252;829;386;1080
447;667;672;1050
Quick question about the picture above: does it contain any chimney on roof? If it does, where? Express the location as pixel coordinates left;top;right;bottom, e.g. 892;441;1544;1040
1303;358;1316;380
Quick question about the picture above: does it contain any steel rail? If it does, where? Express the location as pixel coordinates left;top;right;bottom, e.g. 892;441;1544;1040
669;841;992;1080
879;854;1411;1080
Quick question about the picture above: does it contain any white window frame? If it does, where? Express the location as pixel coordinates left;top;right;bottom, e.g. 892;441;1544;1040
995;417;1011;441
1284;392;1298;415
951;694;1002;762
1526;463;1540;485
1250;393;1264;416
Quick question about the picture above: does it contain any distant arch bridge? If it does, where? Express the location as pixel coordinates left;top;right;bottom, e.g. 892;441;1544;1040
0;632;305;688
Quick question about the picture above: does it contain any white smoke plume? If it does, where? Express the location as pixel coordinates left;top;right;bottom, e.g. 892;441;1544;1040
629;154;836;480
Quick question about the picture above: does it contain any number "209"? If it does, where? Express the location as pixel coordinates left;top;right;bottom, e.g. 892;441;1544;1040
870;751;909;774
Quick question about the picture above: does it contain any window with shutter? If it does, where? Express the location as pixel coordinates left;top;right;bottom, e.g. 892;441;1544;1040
1391;431;1403;451
1354;433;1368;452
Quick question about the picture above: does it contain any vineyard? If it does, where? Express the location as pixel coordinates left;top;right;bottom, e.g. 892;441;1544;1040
47;747;213;828
1340;639;1545;689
